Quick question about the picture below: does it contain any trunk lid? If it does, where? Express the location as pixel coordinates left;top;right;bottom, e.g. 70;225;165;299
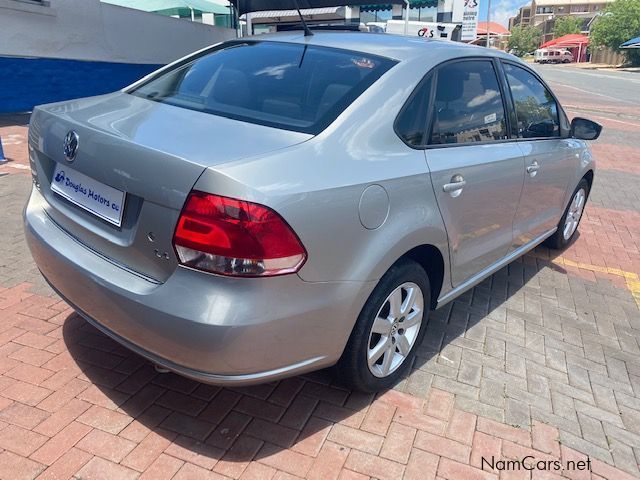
30;93;311;282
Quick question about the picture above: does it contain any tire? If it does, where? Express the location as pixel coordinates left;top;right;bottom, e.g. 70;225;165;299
337;259;430;392
544;178;590;250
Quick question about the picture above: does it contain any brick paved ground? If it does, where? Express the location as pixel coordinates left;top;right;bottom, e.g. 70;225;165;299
1;78;639;480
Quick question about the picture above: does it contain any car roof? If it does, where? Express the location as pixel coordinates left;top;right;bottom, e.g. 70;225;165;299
247;31;518;63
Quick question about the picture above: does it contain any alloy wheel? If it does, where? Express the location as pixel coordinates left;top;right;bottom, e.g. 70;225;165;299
563;188;586;241
367;282;424;378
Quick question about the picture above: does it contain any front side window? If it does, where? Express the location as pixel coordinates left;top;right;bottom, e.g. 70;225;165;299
503;63;560;138
429;60;507;145
130;41;396;135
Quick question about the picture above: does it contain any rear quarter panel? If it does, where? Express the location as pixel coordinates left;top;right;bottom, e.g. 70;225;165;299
193;59;452;286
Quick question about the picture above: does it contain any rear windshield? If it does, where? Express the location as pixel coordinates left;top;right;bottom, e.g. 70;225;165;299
130;41;396;135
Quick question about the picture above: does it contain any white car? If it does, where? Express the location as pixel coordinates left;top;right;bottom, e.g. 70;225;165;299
535;48;574;64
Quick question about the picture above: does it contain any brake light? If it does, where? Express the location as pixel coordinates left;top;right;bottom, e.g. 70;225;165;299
173;191;306;277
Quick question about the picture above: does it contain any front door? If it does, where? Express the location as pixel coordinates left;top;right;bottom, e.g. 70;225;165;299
425;59;525;286
501;62;577;247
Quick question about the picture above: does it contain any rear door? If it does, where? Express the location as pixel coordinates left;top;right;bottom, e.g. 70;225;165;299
425;58;525;286
500;61;577;248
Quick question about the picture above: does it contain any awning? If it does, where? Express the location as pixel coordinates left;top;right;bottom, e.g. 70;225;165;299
229;0;406;16
621;35;640;49
359;4;393;11
247;6;342;16
360;0;436;10
539;34;589;49
104;0;232;16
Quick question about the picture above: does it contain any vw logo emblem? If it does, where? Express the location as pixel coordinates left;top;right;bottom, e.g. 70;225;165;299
63;131;79;162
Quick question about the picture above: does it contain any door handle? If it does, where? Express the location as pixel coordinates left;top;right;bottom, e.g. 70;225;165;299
526;161;540;176
443;175;466;197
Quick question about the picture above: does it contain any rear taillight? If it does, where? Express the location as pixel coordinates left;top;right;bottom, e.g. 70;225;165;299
173;191;306;277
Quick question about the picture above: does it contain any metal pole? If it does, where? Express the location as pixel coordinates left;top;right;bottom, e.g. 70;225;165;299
235;1;242;37
404;0;410;35
577;42;582;63
486;0;491;48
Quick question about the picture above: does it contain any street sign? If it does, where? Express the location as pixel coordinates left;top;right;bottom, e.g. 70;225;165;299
461;0;479;42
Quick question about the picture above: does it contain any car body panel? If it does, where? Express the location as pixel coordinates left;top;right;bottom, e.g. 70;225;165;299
25;186;374;380
426;143;525;286
28;93;311;281
513;138;580;247
193;58;451;285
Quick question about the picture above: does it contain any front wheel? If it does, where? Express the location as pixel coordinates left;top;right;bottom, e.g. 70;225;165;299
545;178;589;249
337;259;430;392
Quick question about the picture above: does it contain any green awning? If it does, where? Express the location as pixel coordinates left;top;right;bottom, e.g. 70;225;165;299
360;0;436;11
360;3;392;11
104;0;231;16
408;0;437;7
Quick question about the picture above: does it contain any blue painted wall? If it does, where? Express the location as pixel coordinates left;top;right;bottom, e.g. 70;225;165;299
0;57;163;114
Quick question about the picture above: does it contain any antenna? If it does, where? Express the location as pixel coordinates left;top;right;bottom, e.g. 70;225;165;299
293;0;313;36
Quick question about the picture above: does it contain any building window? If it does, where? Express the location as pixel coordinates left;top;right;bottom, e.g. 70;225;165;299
570;4;588;12
408;6;436;21
536;6;553;14
360;9;392;23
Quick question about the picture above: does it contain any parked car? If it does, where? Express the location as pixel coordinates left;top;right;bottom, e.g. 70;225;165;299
535;48;574;64
24;33;601;392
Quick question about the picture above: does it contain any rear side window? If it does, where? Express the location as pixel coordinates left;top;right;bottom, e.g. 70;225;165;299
429;60;507;145
395;76;432;147
503;63;560;138
130;41;396;135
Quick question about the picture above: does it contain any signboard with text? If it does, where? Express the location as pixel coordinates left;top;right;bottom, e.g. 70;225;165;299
385;20;458;41
461;0;479;41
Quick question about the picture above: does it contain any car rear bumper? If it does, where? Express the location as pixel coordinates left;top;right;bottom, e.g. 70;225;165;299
24;186;372;385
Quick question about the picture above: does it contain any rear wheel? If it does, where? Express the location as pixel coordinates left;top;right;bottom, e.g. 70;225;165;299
337;259;430;392
545;178;589;249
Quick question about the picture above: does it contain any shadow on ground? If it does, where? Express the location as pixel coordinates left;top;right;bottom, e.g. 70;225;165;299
61;244;574;463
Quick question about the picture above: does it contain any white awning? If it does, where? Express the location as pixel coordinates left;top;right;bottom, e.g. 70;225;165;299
245;7;343;18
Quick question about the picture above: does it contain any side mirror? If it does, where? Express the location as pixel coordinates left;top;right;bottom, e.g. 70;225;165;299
570;117;602;140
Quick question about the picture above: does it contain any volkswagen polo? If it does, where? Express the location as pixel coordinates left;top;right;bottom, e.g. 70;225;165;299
24;33;601;391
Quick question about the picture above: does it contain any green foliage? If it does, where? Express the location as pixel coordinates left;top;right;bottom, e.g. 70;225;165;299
508;26;542;56
590;0;640;65
553;16;583;38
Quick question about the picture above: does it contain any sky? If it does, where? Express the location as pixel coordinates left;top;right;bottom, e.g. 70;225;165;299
478;0;526;27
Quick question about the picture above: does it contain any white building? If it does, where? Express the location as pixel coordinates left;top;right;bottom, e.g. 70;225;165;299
0;0;234;113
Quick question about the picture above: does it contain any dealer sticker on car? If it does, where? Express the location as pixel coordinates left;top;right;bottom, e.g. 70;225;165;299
51;163;126;227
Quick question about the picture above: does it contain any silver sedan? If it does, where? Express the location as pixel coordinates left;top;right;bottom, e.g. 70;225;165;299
24;32;600;391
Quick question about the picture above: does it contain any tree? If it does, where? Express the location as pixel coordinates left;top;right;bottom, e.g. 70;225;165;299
508;26;542;56
553;16;583;38
590;0;640;65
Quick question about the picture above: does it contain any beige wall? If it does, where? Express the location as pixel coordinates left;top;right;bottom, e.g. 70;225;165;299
590;46;626;65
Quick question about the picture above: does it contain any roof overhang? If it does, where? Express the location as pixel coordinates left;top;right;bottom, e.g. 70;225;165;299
229;0;405;16
620;36;640;49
